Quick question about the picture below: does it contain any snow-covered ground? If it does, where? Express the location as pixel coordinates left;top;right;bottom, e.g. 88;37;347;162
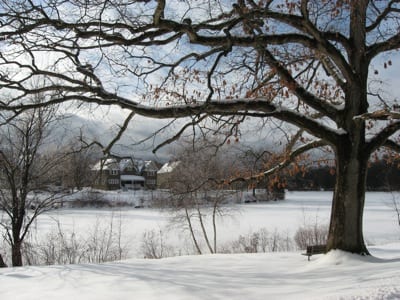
1;191;400;299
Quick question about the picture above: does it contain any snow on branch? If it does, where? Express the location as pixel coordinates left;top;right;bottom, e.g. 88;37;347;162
382;139;400;153
366;120;400;154
354;109;400;121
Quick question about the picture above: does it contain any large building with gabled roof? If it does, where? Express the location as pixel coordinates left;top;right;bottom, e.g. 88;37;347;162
92;157;159;190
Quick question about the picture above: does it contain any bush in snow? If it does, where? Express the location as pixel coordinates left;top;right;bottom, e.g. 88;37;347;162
140;229;177;259
221;228;294;253
68;190;134;208
294;224;329;250
22;214;128;265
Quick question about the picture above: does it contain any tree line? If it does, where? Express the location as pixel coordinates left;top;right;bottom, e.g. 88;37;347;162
288;159;400;191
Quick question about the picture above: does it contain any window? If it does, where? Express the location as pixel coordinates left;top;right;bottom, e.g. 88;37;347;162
147;170;156;176
110;169;118;175
108;179;119;185
146;179;156;185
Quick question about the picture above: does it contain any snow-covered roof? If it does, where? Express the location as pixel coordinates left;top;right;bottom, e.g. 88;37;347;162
143;160;158;171
119;158;136;171
157;161;180;174
91;158;119;171
92;157;159;172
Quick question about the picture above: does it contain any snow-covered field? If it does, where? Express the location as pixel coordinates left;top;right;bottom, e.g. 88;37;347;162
1;191;400;299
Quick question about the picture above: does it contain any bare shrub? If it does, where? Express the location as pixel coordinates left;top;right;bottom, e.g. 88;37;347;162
223;228;294;254
389;193;400;229
23;227;84;265
68;190;134;208
69;198;111;208
84;214;126;263
22;213;128;265
294;224;329;250
140;229;176;259
69;190;110;208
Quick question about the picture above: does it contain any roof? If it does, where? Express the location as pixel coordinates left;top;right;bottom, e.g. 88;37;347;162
143;160;158;171
91;158;119;171
119;158;137;171
157;161;180;174
92;158;159;172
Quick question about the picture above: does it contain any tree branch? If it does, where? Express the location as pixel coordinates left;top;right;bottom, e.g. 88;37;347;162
382;139;400;153
227;139;329;184
366;0;400;32
366;121;400;153
262;49;340;121
354;109;400;121
367;33;400;60
0;93;341;145
152;115;207;153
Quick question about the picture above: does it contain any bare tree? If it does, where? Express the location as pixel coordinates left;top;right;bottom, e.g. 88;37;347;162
235;146;288;200
57;140;100;192
163;141;234;254
1;1;400;254
0;105;65;266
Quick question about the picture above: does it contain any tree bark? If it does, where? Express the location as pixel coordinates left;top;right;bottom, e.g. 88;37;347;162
185;208;202;255
11;240;23;267
327;4;371;254
327;139;369;254
0;253;7;268
212;202;218;253
197;207;214;254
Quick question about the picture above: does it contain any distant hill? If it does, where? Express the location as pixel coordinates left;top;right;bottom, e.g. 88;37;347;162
49;113;167;162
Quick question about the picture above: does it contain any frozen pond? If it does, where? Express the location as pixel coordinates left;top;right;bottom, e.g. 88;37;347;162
29;191;400;257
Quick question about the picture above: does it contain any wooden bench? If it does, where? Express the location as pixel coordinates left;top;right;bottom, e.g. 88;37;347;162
302;244;326;261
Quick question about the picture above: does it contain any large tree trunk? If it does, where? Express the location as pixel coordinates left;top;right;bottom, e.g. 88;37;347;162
327;4;370;253
327;141;369;254
0;253;7;268
11;241;23;267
